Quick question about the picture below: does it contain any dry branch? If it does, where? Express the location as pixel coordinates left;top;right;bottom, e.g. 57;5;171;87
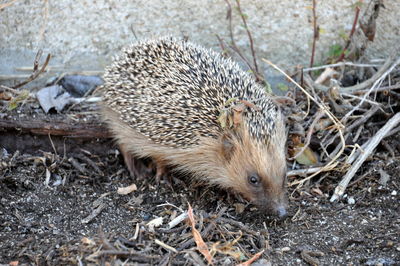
340;53;400;93
0;117;109;138
330;112;400;202
12;51;51;89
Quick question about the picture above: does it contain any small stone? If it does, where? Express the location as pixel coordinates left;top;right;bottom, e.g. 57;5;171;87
252;259;271;266
347;197;355;205
391;190;397;196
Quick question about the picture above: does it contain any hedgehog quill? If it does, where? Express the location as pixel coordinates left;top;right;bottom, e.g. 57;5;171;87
100;38;288;218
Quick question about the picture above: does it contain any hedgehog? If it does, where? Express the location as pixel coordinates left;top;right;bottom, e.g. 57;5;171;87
100;37;288;218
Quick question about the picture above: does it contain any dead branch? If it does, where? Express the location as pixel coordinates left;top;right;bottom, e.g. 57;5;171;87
310;0;318;67
12;51;51;89
0;0;18;10
235;0;259;74
221;0;264;82
340;53;399;93
0;117;109;138
330;112;400;202
303;62;381;72
336;2;361;62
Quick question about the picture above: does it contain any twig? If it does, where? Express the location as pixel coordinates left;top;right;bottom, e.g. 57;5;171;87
12;51;51;89
347;123;400;166
215;35;229;58
222;0;253;72
235;0;259;74
341;55;400;122
0;0;18;10
322;105;380;159
289;110;324;160
347;107;380;133
303;62;381;72
314;67;338;85
154;239;178;253
340;53;398;92
353;84;400;95
96;250;160;261
341;92;381;106
287;166;327;178
309;0;318;67
221;0;263;82
336;1;362;62
167;211;188;229
330;112;400;202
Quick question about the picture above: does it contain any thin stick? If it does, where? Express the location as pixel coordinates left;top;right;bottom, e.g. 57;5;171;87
222;0;253;71
303;62;381;72
287;166;327;178
235;0;259;74
289;110;324;160
354;84;400;95
336;2;361;62
0;0;18;10
341;92;381;106
12;52;51;89
310;0;318;67
342;55;400;122
330;112;400;202
154;239;178;253
221;0;263;82
340;53;398;92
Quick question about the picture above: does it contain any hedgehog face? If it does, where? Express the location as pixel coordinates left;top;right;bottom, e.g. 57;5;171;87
217;120;288;218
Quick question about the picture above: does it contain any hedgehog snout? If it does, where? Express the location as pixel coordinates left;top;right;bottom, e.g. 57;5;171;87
275;204;288;219
266;201;288;219
254;190;288;219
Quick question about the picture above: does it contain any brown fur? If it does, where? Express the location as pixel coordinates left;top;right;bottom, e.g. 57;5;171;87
101;106;287;215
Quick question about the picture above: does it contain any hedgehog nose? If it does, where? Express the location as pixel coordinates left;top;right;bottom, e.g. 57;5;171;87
276;206;287;219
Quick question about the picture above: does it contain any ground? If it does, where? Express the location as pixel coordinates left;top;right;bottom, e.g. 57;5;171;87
0;126;399;265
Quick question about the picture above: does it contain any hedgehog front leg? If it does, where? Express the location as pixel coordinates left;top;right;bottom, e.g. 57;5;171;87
154;160;167;183
119;144;140;178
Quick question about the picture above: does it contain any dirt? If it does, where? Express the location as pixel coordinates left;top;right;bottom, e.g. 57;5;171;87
0;122;399;265
0;88;398;266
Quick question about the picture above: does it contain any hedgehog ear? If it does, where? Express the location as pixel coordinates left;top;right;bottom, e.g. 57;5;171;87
220;134;235;161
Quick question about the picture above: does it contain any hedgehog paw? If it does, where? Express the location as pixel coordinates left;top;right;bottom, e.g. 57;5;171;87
119;144;139;178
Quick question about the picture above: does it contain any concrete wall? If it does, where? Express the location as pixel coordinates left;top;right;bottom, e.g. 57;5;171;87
1;0;399;82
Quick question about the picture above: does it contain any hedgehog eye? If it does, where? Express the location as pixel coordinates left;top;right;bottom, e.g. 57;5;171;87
248;174;261;187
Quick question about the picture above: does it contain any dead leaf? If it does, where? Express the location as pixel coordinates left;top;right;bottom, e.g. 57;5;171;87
188;203;213;265
117;183;137;195
8;89;29;110
225;97;238;106
210;241;243;260
0;91;11;101
237;249;265;266
147;216;163;231
232;104;245;127
210;232;243;260
233;203;245;214
81;237;95;245
293;144;318;165
218;110;228;129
